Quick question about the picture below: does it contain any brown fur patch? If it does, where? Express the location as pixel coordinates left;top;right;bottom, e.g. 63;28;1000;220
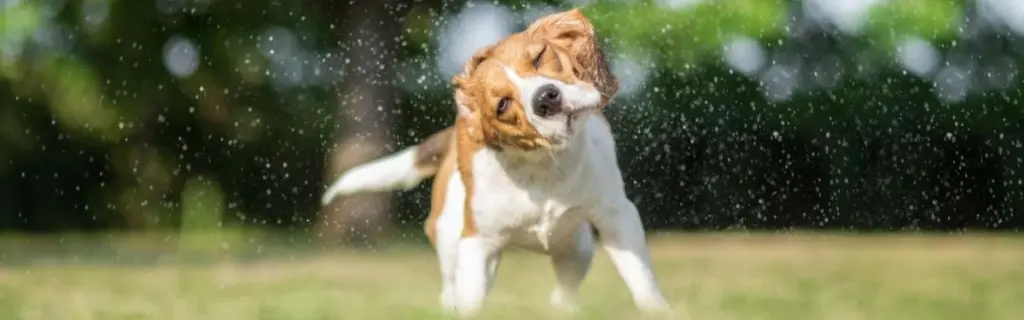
413;127;454;173
424;127;459;244
526;8;618;106
422;117;486;241
455;116;485;238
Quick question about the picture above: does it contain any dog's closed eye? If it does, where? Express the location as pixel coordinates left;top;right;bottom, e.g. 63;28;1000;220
533;45;548;68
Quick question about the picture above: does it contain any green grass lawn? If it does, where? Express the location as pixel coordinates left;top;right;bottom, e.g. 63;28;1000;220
0;232;1022;320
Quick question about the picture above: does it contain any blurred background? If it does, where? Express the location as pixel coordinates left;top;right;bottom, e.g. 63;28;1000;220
2;0;1022;248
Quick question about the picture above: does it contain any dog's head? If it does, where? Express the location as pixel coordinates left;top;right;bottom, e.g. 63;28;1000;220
524;9;617;105
452;8;617;152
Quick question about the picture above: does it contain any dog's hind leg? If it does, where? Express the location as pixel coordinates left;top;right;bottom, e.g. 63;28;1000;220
485;250;502;293
549;222;595;312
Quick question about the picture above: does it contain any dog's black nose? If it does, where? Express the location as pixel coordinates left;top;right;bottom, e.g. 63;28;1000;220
532;84;562;117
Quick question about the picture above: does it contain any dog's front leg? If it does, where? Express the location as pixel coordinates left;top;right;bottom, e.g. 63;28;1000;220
454;235;501;317
591;200;672;314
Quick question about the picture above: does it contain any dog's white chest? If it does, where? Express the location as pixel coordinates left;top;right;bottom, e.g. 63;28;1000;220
458;116;621;254
518;202;587;253
469;152;590;254
476;190;585;253
525;211;558;248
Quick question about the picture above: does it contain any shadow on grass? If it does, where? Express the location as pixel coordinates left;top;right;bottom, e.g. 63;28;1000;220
0;228;435;267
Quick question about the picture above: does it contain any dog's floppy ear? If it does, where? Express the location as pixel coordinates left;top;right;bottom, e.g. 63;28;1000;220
453;89;473;118
451;44;494;92
527;8;618;106
452;45;494;117
526;8;592;42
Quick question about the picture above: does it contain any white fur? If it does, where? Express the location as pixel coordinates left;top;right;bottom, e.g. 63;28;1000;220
320;146;434;205
435;172;467;311
434;172;507;317
430;68;672;317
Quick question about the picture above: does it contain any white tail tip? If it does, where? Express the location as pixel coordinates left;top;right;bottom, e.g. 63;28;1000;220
320;147;433;206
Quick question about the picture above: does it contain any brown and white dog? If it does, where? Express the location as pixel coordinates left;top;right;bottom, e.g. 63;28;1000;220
321;9;672;317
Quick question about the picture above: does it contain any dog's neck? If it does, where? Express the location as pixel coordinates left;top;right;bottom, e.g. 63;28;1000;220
487;123;590;182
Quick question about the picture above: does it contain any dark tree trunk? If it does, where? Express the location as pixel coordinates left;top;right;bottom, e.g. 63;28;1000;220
318;0;416;246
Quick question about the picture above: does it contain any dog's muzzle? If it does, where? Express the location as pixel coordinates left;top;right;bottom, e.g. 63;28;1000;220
532;84;563;117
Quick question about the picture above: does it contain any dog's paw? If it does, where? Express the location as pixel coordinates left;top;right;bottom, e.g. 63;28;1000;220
440;290;457;314
636;296;675;316
549;288;581;313
454;305;483;319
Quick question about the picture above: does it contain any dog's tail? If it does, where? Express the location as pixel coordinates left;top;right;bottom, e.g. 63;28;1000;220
321;127;454;206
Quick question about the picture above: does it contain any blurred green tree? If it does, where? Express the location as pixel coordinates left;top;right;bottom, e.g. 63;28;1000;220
0;0;1019;239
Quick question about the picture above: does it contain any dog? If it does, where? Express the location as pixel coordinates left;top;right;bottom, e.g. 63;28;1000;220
321;9;672;317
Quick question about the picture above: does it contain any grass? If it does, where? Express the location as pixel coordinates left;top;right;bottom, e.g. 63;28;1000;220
0;231;1022;319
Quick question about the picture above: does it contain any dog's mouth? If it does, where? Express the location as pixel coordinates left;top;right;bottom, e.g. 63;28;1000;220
565;106;599;133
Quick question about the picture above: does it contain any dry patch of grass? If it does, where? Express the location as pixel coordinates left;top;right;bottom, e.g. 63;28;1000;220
1;232;1022;319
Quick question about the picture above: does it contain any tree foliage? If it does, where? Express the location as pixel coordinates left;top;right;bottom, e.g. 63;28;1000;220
1;0;1021;232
